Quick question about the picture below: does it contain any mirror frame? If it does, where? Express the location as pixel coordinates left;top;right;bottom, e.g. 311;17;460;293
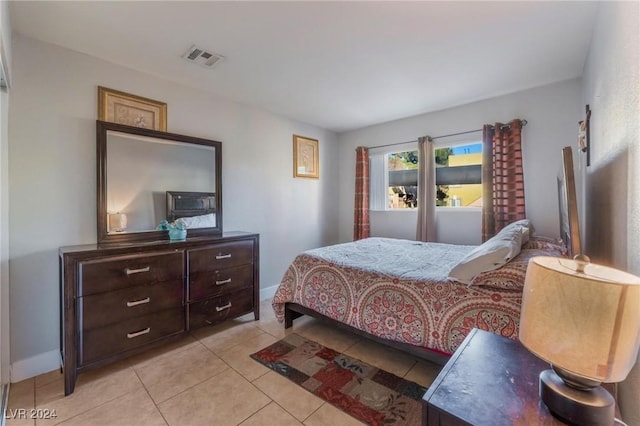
97;120;222;245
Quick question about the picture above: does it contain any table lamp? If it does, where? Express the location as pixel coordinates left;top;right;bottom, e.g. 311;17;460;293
108;212;127;232
519;255;640;425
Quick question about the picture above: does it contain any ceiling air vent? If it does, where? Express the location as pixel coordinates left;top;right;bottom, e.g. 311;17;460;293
182;45;225;68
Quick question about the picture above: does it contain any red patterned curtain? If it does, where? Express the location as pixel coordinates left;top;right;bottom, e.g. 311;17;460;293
354;146;370;240
482;119;526;241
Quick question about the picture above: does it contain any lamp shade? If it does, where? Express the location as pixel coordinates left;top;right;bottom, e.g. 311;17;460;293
108;212;127;232
519;256;640;383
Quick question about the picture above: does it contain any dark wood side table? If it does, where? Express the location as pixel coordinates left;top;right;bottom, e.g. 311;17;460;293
422;328;571;425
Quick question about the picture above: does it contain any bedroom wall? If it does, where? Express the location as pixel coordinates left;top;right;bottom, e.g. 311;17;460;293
337;79;582;244
580;1;639;424
8;34;339;380
0;0;10;388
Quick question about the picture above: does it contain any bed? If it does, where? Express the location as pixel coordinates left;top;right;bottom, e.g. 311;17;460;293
272;232;566;365
272;146;579;366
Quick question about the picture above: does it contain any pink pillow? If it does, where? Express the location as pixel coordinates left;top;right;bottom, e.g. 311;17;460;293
468;247;565;290
523;236;567;253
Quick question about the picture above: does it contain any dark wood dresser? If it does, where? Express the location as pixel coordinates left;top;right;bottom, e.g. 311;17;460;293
59;231;259;395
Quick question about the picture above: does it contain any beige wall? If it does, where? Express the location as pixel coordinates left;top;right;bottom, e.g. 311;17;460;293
581;1;640;424
0;0;10;387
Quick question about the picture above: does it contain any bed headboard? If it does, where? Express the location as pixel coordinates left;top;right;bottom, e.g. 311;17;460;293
558;146;582;258
166;191;216;221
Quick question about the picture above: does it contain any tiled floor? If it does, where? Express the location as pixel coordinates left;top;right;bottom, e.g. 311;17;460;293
6;300;443;426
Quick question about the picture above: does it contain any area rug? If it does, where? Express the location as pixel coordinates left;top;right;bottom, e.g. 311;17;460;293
250;333;427;426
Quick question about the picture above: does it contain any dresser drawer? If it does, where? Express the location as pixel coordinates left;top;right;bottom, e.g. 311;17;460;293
79;280;183;330
79;251;183;296
188;240;253;273
188;265;253;302
80;308;185;365
188;288;253;329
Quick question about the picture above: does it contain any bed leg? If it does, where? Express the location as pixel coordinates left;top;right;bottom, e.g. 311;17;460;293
284;306;303;329
284;307;294;328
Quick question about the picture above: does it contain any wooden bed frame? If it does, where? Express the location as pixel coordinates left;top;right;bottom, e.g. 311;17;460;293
284;302;450;366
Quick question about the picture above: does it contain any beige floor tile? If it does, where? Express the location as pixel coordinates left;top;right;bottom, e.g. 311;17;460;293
253;371;324;422
126;335;201;367
193;320;264;354
6;379;35;426
239;402;303;426
35;363;143;426
5;413;35;426
53;387;166;426
217;332;278;381
295;320;361;352
35;370;63;389
133;342;229;403
258;300;277;320
254;317;296;339
343;339;417;377
403;360;442;388
303;403;366;426
8;379;34;408
158;369;270;426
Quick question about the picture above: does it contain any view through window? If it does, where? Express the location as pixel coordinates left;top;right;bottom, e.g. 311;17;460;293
384;142;483;209
388;151;418;208
436;143;483;207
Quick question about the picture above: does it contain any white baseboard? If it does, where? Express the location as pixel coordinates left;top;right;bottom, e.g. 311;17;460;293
10;350;58;382
260;284;279;301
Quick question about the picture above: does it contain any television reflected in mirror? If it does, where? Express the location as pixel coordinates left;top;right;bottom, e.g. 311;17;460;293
97;120;222;245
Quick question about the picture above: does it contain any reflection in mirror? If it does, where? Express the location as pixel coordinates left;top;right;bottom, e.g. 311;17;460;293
106;131;216;233
97;120;222;245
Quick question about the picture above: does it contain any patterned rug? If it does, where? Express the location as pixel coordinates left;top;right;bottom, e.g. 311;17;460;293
250;333;427;426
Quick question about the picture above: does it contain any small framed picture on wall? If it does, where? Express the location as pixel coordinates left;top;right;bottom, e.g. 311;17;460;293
293;134;319;179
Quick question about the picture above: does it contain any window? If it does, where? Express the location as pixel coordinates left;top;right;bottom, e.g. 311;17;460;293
436;143;483;207
388;151;418;209
369;141;482;210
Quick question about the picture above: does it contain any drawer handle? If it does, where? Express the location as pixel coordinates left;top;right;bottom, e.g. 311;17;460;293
126;297;151;307
215;253;232;260
215;278;232;286
215;302;232;312
125;266;150;275
127;327;151;339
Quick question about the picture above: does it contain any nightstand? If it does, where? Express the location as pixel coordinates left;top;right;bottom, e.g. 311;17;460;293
422;328;587;425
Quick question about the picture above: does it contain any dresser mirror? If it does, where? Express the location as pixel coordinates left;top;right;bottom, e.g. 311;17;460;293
97;120;222;244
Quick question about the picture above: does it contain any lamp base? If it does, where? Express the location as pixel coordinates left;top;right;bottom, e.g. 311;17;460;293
539;369;614;426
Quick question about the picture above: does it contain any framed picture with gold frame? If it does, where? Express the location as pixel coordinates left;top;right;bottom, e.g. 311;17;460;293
293;134;319;179
98;86;167;131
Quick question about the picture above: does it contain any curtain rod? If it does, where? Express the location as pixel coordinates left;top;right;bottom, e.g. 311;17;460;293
365;119;527;150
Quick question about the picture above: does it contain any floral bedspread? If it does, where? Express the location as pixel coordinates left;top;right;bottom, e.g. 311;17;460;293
272;237;523;355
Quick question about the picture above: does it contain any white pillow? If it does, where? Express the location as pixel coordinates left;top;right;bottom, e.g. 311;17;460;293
175;213;216;229
498;219;531;245
449;226;523;284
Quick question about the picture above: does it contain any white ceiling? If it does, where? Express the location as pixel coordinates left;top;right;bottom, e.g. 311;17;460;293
10;1;598;132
